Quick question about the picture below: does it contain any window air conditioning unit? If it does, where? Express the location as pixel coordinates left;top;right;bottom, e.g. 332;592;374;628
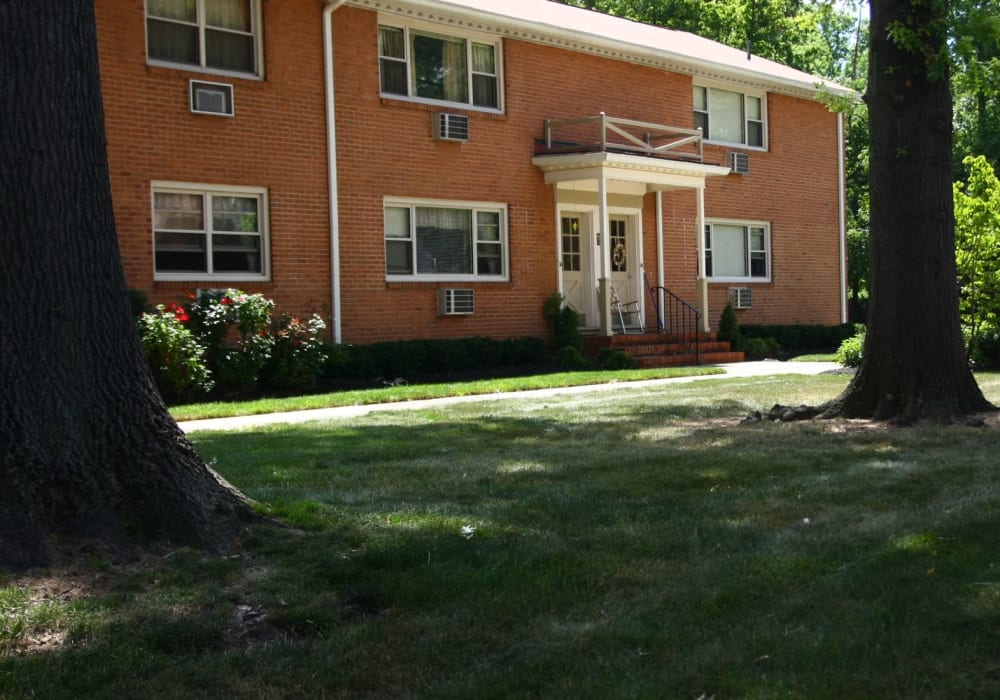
727;151;750;174
728;287;753;309
433;112;469;142
437;288;475;315
190;80;234;116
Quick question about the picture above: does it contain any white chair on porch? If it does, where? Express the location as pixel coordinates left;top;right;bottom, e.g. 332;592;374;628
610;287;643;334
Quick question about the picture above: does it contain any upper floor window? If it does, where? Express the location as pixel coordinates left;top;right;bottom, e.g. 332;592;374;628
153;182;269;281
378;21;501;110
385;198;508;280
146;0;262;77
694;85;765;148
705;221;770;282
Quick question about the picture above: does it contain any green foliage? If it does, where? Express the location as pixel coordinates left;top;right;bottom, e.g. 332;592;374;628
741;323;857;351
836;327;866;368
970;325;1000;367
553;344;587;370
560;0;862;77
187;289;276;392
138;304;213;402
954;155;1000;359
128;288;152;318
260;315;329;391
717;303;742;347
596;347;637;370
742;336;781;360
322;336;547;381
543;292;583;352
137;291;333;401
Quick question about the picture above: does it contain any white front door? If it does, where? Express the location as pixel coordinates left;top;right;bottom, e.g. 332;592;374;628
560;212;595;327
608;216;641;320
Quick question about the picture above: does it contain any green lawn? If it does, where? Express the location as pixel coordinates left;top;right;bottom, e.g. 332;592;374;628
4;372;1000;697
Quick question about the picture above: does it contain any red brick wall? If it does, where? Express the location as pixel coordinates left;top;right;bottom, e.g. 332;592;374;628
96;0;332;320
97;2;844;344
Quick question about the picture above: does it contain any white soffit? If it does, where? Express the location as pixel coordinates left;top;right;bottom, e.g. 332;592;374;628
350;0;857;100
532;152;731;192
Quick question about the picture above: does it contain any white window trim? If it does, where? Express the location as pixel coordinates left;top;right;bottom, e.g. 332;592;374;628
694;80;767;151
384;196;510;282
377;14;504;114
704;218;771;283
152;181;271;282
144;0;265;80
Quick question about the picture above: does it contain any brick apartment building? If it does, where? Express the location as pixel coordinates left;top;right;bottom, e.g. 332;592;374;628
95;0;853;349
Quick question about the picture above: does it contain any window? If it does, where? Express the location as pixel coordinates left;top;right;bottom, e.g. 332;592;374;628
153;183;268;281
704;222;769;281
146;0;261;76
378;21;501;110
561;217;581;272
694;85;765;148
385;199;508;280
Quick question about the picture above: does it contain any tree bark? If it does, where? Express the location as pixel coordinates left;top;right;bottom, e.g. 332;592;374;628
0;1;257;570
822;0;994;422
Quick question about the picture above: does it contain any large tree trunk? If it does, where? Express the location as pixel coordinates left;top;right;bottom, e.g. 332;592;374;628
823;0;994;422
0;1;257;569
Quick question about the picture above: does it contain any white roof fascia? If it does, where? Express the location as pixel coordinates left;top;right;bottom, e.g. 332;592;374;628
350;0;858;101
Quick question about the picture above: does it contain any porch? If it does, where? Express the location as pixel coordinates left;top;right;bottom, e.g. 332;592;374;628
531;113;732;341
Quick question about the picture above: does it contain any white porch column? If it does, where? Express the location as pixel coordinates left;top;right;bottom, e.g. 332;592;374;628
598;172;612;336
655;190;665;332
695;184;710;333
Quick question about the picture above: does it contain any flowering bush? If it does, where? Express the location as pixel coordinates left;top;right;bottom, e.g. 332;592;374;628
186;289;275;393
138;304;213;402
137;290;332;400
260;314;329;390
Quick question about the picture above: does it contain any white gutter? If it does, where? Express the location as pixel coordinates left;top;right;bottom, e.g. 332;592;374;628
838;112;847;324
324;0;347;343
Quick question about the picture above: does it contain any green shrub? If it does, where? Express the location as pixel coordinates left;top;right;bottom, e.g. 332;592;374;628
970;325;1000;367
553;345;587;370
743;336;781;360
138;304;213;402
835;328;866;368
597;347;637;370
718;303;742;347
260;315;329;390
128;288;152;318
187;289;275;393
741;323;856;351
321;336;546;381
544;293;583;352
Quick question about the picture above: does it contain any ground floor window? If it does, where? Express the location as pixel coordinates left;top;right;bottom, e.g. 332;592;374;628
384;197;508;280
152;182;268;281
704;220;770;281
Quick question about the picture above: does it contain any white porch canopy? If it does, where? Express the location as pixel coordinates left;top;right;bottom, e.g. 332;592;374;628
532;151;731;336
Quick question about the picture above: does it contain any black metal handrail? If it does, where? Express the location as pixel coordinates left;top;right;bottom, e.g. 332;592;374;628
644;279;702;364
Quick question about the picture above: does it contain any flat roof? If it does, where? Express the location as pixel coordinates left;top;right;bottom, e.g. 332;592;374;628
353;0;856;100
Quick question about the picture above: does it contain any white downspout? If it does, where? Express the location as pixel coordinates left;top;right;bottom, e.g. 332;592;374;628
324;0;347;343
838;111;848;324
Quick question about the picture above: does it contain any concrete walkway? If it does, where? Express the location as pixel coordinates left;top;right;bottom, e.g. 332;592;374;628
178;360;841;433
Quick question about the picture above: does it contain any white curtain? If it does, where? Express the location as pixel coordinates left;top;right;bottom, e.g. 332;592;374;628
711;225;747;277
709;88;743;144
